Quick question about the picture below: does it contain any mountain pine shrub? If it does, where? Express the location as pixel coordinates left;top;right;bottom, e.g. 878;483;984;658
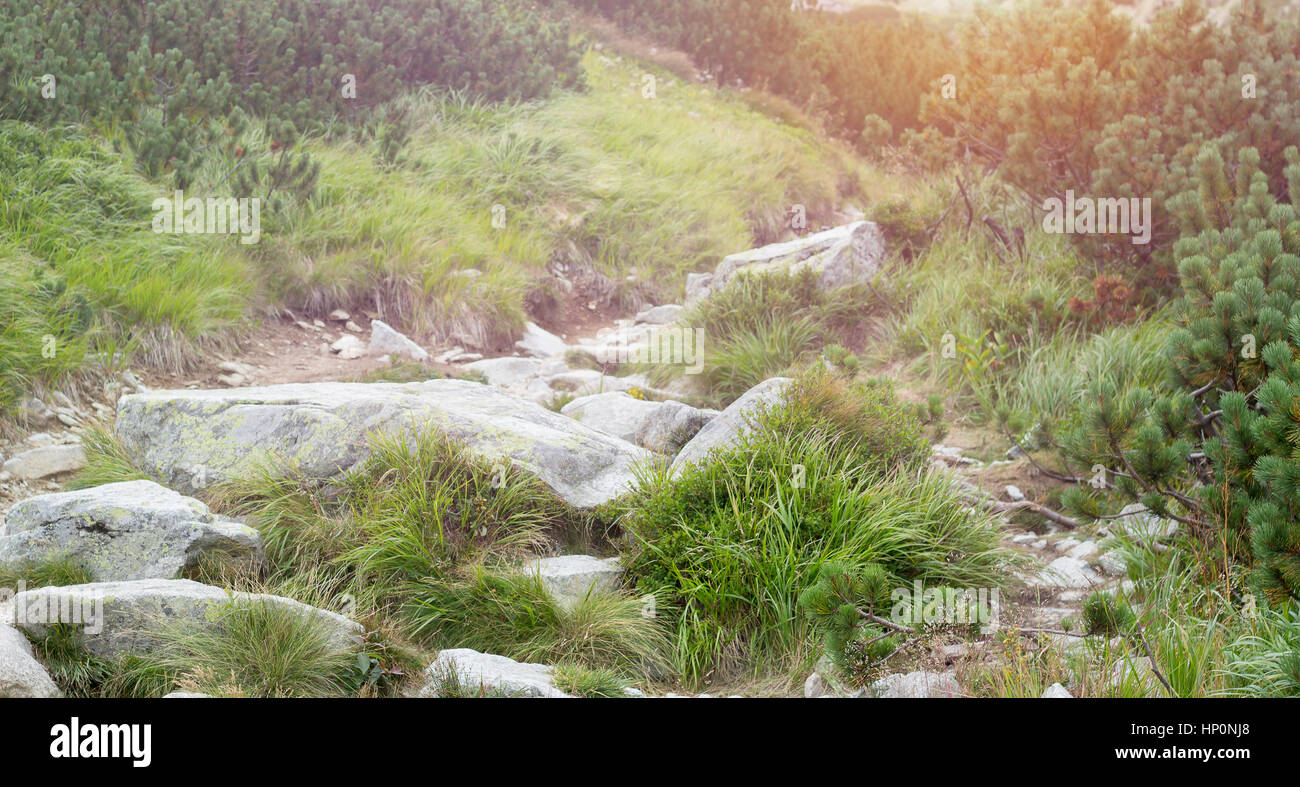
1056;143;1300;606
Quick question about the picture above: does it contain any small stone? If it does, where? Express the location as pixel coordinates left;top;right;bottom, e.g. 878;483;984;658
869;671;961;698
368;320;429;362
1005;485;1025;502
1041;682;1074;698
1;444;86;480
330;334;366;360
328;309;350;322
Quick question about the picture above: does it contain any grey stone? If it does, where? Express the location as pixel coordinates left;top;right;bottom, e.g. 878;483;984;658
330;334;365;360
463;357;544;389
671;378;791;475
869;671;961;698
368;320;428;362
523;555;622;610
634;304;684;325
8;578;361;658
114;380;651;509
692;222;884;302
1005;484;1025;502
0;621;60;697
0;480;263;582
561;392;716;454
1113;503;1178;540
1034;556;1103;589
162;691;212;698
1041;682;1074;698
1;444;86;480
420;648;568;698
515;322;567;358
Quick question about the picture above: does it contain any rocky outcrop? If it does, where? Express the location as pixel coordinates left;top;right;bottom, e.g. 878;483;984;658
670;377;791;475
686;221;885;304
113;380;651;509
524;555;623;610
560;392;717;455
420;648;569;698
0;480;263;582
7;578;362;658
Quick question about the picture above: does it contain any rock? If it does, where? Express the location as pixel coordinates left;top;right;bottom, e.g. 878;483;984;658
1066;540;1100;561
218;361;254;377
544;370;638;396
0;621;60;697
1010;534;1039;544
869;671;961;698
345;320;362;333
420;648;569;698
1;444;86;480
26;433;57;448
523;555;622;610
1054;537;1080;554
463;357;544;389
690;222;884;303
684;272;714;304
560;392;716;454
1041;682;1074;698
330;334;366;360
328;309;350;322
1113;503;1177;540
8;579;361;658
114;380;651;509
0;480;263;582
1099;551;1128;577
515;322;568;359
1005;484;1025;502
368;320;428;362
121;370;149;393
162;691;212;698
671;377;791;475
804;671;831;698
217;373;246;387
1034;556;1103;589
634;304;685;325
434;347;466;364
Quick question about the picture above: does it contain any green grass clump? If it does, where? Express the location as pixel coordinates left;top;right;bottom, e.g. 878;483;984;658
65;422;156;490
680;270;868;404
0;121;252;413
0;557;94;591
552;663;630;698
406;568;671;676
119;600;365;698
621;369;1006;684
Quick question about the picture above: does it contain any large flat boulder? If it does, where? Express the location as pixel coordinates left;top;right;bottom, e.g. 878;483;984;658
561;392;717;455
688;221;884;303
0;480;263;582
114;380;651;509
670;378;792;475
7;579;361;658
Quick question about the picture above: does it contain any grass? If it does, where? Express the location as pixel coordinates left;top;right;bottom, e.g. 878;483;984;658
65;421;156;490
552;662;631;697
240;51;865;351
0;557;94;592
406;568;672;676
620;369;1009;685
0;121;252;415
